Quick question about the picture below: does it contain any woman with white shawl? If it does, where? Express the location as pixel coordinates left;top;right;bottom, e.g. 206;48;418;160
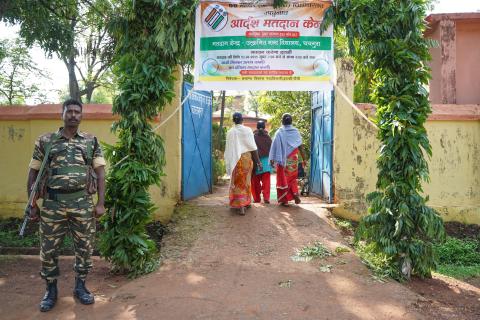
269;113;308;206
224;113;262;215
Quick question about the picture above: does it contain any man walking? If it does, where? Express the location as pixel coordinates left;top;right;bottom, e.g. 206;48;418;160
27;99;106;312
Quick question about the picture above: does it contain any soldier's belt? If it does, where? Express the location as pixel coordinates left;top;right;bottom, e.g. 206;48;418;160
50;166;87;175
46;188;87;201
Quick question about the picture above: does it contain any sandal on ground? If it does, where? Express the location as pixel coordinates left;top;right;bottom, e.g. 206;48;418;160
294;195;301;204
239;207;246;215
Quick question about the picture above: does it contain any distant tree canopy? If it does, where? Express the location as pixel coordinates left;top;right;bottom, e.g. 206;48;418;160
257;91;311;155
0;38;49;105
1;0;115;103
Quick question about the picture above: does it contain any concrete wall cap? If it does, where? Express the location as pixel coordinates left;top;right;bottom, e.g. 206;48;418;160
355;103;480;121
0;104;160;121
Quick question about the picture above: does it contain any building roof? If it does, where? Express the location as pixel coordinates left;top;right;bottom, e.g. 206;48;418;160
425;12;480;36
426;12;480;23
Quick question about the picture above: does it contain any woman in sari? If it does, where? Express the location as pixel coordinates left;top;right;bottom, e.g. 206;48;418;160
269;113;307;206
225;113;262;215
251;120;272;204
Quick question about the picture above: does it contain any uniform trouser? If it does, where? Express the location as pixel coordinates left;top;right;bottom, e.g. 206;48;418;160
251;172;271;202
40;195;95;281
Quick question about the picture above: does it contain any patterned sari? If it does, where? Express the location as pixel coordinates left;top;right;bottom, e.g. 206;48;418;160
276;148;299;204
229;152;253;208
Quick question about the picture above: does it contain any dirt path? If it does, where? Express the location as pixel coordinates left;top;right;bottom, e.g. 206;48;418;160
0;185;448;319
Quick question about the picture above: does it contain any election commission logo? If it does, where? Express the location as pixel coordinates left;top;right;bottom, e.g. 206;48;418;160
203;4;228;32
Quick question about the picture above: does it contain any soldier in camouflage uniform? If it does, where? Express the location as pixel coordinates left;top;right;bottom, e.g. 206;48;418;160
27;99;106;312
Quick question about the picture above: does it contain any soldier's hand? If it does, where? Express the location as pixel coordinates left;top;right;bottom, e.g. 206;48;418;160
94;204;106;218
29;205;40;222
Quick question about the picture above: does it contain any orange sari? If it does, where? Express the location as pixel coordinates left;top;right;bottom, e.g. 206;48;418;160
229;152;253;208
276;149;299;204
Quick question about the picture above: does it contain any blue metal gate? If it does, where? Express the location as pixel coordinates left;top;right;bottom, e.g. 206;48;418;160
181;82;213;200
309;90;334;203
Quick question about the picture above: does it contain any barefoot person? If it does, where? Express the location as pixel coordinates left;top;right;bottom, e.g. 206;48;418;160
224;113;262;215
269;113;307;206
251;120;272;204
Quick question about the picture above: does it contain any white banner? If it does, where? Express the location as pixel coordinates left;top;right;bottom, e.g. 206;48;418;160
194;0;333;91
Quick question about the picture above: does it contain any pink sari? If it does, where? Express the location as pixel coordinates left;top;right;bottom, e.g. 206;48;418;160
276;149;299;204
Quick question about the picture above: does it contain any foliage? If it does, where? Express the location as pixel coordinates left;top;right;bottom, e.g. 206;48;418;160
0;38;50;105
355;241;400;280
292;241;332;261
89;70;117;103
99;0;196;277
433;237;480;280
333;28;349;59
2;0;115;102
434;237;480;266
212;123;226;153
436;265;480;280
273;0;287;8
327;0;445;280
0;218;74;249
257;91;311;155
212;123;226;184
212;154;226;185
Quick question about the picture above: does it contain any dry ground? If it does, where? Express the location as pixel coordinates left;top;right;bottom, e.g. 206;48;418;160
1;184;479;319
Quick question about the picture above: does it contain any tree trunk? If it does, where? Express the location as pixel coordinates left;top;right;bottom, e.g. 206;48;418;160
219;90;226;131
65;55;81;102
85;82;95;103
64;18;81;102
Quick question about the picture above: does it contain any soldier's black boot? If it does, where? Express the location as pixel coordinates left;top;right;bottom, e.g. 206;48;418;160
73;277;95;305
39;279;58;312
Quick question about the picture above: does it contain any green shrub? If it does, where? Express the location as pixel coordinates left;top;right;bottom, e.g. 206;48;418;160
434;237;480;266
355;242;401;280
212;123;226;153
212;155;226;185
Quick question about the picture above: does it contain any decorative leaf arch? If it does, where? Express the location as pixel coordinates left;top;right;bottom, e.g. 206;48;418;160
101;0;444;279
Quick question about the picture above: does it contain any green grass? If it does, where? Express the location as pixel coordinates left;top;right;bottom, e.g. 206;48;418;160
436;264;480;280
0;220;79;250
0;228;75;249
0;229;39;247
355;241;400;281
433;236;480;280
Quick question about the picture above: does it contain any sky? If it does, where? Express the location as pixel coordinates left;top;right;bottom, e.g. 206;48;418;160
1;0;479;104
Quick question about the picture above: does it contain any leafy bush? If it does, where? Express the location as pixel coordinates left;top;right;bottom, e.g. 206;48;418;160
257;91;311;155
212;123;226;153
329;0;446;279
100;0;196;278
433;237;480;279
434;237;480;266
212;123;227;184
212;154;226;185
355;242;401;280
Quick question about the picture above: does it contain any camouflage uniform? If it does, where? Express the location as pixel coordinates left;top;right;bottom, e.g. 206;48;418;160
29;128;105;281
